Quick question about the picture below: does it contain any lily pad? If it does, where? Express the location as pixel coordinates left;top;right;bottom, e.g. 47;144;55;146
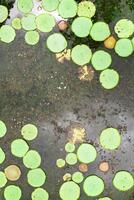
100;128;121;150
91;50;112;71
99;69;119;89
23;150;41;169
25;31;40;45
17;0;33;13
21;14;36;31
27;168;46;187
0;171;7;188
115;39;133;57
36;13;55;33
4;165;21;181
77;1;96;18
32;188;49;200
42;0;59;12
83;175;104;197
77;143;97;164
114;19;134;38
66;153;77;165
71;17;93;38
113;171;134;191
99;197;112;200
71;44;92;66
0;25;16;43
0;5;8;23
59;181;80;200
0;147;5;164
65;142;75;153
72;172;84;184
56;158;66;168
11;139;29;157
0;120;7;138
58;0;77;19
90;22;110;41
12;18;21;30
21;124;38;141
46;33;67;53
4;185;22;200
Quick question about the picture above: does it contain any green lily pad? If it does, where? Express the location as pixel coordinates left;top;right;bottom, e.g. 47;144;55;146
115;39;133;57
46;33;67;53
4;185;22;200
32;188;49;200
56;158;66;168
58;0;77;19
0;5;8;23
65;142;75;153
72;172;84;184
132;37;134;47
36;13;55;33
21;14;36;31
11;139;29;157
83;175;104;197
17;0;33;13
12;18;21;30
113;171;134;191
0;25;16;43
0;120;7;138
77;1;96;18
42;0;59;12
99;197;112;200
77;143;97;164
0;147;5;164
25;31;40;45
91;50;112;71
0;171;7;188
23;150;41;169
21;124;38;141
71;44;92;66
114;19;134;38
99;69;119;89
71;17;93;38
90;22;110;41
59;181;80;200
27;168;46;187
66;153;77;165
100;128;121;150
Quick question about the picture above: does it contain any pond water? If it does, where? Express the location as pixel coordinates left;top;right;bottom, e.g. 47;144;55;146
0;0;134;200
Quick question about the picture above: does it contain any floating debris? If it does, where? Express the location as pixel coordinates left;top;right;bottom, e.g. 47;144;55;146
58;20;68;31
78;66;94;81
56;49;71;63
63;173;72;181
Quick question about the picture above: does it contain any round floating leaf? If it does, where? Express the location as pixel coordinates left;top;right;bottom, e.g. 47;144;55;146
11;139;29;157
90;22;110;41
27;168;46;187
66;153;77;165
32;188;49;200
36;13;55;33
4;165;21;181
25;31;40;45
59;181;80;200
71;44;92;66
58;0;77;19
77;1;96;18
83;175;104;197
72;172;84;184
12;18;21;30
0;171;7;188
21;124;38;141
56;159;66;168
63;173;72;181
113;171;134;191
23;150;41;169
4;185;22;200
100;128;121;150
65;142;75;153
91;50;112;71
77;143;97;164
21;14;36;31
71;17;93;38
114;19;134;38
0;25;16;43
0;5;8;23
0;120;7;138
115;39;133;57
17;0;33;13
99;69;119;89
46;33;67;53
42;0;59;12
0;147;5;164
99;197;112;200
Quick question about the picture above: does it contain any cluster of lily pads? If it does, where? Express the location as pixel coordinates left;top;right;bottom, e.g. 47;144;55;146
0;0;134;90
56;127;134;200
0;120;49;200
